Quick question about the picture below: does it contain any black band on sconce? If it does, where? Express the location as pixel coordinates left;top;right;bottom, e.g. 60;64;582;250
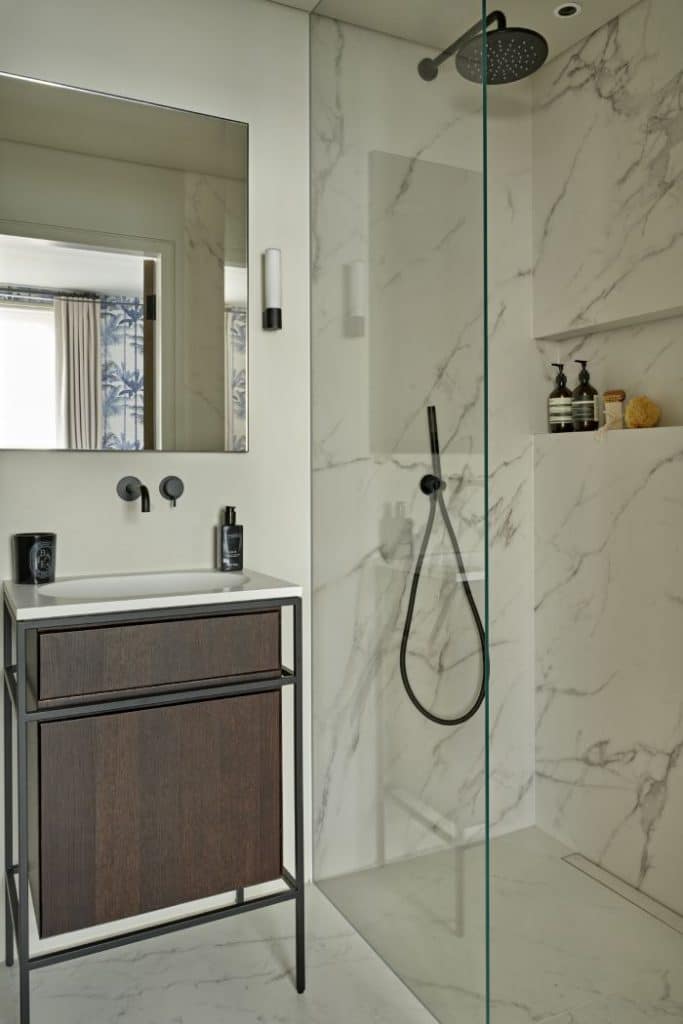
263;308;282;331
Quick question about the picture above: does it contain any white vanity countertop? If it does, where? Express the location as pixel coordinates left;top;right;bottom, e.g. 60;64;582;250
3;569;303;621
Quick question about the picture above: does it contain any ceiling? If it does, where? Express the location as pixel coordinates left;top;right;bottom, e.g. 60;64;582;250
0;235;248;303
274;0;639;61
0;75;248;181
0;236;145;296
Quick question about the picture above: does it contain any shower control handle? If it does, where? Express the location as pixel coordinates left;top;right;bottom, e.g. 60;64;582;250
420;474;444;496
159;475;185;508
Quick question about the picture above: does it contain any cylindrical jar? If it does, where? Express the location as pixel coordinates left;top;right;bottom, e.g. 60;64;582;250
603;389;625;430
12;533;57;584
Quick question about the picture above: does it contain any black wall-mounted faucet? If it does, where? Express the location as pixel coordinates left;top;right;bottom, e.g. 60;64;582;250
116;476;151;513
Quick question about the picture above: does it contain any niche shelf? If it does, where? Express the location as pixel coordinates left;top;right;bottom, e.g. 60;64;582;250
534;425;683;440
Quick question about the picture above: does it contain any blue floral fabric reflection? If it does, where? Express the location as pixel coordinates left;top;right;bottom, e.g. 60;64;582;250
101;296;144;450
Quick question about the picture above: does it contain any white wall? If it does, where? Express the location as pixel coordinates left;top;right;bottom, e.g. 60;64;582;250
0;0;312;912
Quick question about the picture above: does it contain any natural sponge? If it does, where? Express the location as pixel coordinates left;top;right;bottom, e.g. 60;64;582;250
624;395;661;429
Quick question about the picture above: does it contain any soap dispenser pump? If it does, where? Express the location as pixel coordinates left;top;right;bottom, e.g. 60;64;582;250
548;363;573;433
572;360;599;432
217;506;243;572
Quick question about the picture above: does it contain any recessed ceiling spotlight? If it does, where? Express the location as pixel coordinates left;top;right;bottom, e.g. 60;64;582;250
554;2;583;16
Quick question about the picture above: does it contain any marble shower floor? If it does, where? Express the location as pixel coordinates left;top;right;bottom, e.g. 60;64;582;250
319;827;683;1024
0;886;436;1024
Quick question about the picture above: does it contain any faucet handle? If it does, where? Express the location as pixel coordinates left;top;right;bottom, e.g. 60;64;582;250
117;476;151;513
117;476;142;502
159;475;184;509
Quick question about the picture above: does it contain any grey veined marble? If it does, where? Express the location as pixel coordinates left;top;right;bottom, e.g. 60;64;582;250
321;827;683;1024
535;427;683;916
532;0;683;339
311;14;535;886
0;887;436;1024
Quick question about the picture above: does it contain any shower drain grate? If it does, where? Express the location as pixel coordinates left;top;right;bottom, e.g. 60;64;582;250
562;853;683;935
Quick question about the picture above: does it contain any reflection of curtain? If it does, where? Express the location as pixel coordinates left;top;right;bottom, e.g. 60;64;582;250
55;298;102;449
225;307;247;451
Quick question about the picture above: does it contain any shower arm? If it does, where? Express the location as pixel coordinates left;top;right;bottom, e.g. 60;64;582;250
427;10;506;74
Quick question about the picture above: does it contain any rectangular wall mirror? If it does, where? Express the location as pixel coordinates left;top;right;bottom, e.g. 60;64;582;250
0;74;249;452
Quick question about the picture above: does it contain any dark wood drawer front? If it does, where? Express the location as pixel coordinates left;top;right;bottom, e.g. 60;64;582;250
35;692;283;937
31;610;281;702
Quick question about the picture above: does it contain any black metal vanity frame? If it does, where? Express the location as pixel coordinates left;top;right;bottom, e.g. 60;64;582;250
2;593;305;1024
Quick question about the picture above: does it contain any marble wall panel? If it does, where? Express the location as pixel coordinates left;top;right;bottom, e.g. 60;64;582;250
532;0;683;916
535;428;683;914
532;0;683;339
311;15;535;880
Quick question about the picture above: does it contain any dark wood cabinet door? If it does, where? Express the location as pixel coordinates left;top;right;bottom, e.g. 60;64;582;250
34;692;282;937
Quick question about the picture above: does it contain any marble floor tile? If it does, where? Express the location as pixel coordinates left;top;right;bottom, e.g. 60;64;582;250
0;886;436;1024
6;834;680;1024
319;827;683;1024
541;991;683;1024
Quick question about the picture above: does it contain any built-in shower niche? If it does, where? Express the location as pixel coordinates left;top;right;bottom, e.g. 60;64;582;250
532;314;683;435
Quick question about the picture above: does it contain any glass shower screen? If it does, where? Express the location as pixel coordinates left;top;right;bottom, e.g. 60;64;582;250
310;3;490;1022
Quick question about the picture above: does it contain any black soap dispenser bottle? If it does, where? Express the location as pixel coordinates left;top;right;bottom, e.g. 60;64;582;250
572;360;599;431
548;363;573;433
217;506;243;571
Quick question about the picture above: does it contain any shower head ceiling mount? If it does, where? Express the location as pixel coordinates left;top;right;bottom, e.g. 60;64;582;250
417;9;549;86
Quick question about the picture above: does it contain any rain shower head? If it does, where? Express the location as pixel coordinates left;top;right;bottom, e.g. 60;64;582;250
457;22;548;84
418;10;549;86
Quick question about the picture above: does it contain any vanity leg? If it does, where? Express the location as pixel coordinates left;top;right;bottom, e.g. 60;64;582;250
295;883;305;995
293;600;305;995
4;685;13;968
235;887;244;905
16;627;29;1024
3;602;14;967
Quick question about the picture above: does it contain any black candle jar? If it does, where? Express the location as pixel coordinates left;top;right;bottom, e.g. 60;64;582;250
12;533;57;585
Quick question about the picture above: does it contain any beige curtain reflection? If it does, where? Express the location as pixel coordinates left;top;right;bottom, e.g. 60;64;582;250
55;298;102;449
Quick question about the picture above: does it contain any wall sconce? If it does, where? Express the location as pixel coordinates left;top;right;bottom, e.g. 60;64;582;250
344;259;367;338
263;248;282;330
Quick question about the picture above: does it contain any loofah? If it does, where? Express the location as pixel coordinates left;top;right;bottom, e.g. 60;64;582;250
624;395;661;429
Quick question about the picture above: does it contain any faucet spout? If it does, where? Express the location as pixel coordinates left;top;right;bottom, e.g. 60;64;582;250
139;484;151;513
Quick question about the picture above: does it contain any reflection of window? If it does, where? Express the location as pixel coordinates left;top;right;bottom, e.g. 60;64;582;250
0;305;57;448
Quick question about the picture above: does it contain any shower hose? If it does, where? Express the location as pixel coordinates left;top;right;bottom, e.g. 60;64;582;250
399;406;486;726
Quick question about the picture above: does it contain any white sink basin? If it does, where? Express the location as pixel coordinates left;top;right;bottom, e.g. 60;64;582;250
40;571;249;602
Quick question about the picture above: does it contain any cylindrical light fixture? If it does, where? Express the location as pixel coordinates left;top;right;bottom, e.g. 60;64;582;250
344;259;367;338
349;260;367;321
263;248;282;330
